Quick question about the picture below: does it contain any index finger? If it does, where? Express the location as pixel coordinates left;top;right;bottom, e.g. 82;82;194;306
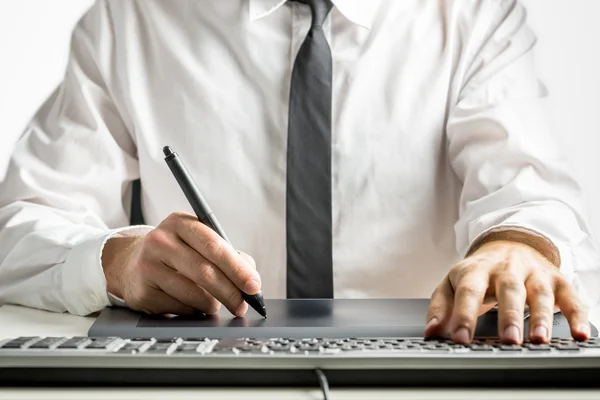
175;214;261;294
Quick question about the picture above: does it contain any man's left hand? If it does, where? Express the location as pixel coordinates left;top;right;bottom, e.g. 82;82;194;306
424;240;590;344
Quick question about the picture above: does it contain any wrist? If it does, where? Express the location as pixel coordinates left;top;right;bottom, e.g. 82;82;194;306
467;228;560;268
101;235;145;299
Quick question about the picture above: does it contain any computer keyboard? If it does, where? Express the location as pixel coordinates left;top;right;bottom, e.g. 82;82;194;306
2;336;599;354
2;336;600;388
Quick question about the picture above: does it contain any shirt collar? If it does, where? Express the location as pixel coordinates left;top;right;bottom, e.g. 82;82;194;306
249;0;379;30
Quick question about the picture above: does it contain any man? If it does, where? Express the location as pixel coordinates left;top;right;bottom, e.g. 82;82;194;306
0;0;598;345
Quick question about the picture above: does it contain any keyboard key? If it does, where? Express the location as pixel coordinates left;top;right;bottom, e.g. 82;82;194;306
84;338;119;349
144;343;173;354
423;345;451;352
236;347;267;355
0;343;24;349
470;345;494;352
267;343;292;352
174;344;200;354
554;344;580;351
117;342;146;354
181;338;208;342
210;347;236;354
296;344;320;351
499;345;523;352
269;339;290;346
579;342;600;348
1;337;40;349
237;344;263;352
14;336;39;342
526;344;552;351
57;337;90;349
210;339;245;354
154;338;178;343
124;342;146;349
29;337;63;349
321;343;343;349
174;348;200;354
247;339;266;345
179;342;201;348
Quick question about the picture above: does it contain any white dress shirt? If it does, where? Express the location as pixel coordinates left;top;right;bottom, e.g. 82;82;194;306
1;0;599;323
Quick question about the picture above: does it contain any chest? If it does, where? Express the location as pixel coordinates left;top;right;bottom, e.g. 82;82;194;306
114;2;459;157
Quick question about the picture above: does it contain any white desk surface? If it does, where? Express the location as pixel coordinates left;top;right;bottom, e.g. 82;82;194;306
1;304;599;400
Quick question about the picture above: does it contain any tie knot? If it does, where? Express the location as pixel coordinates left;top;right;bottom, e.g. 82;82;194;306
306;0;333;27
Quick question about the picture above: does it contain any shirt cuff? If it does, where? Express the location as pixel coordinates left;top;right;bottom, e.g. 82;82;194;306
60;225;153;316
465;224;561;267
464;223;579;287
107;292;128;308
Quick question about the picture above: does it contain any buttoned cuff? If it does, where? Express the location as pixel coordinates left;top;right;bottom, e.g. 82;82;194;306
466;224;560;265
465;223;578;285
60;225;153;316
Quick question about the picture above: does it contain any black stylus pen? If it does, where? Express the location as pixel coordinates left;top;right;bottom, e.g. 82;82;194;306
162;146;267;318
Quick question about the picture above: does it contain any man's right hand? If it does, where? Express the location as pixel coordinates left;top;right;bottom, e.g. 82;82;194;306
101;212;261;316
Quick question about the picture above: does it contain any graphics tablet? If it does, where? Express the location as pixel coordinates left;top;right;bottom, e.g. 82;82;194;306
88;298;598;339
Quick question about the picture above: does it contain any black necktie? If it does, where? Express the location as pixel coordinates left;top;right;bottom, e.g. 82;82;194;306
286;0;334;299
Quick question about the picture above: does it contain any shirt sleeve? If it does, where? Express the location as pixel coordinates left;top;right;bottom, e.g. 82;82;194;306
447;0;600;318
0;0;148;316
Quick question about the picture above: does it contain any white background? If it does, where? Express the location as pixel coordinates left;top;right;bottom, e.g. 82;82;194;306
1;0;600;241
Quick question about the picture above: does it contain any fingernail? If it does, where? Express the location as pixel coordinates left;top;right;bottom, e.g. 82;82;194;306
532;325;548;340
245;280;260;294
453;327;470;343
504;325;520;343
425;317;439;332
578;323;591;337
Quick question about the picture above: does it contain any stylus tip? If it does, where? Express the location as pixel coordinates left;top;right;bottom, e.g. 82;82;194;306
163;146;174;157
257;307;267;319
243;290;267;318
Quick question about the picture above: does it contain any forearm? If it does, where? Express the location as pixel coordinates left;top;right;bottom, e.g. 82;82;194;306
0;0;146;315
0;203;113;314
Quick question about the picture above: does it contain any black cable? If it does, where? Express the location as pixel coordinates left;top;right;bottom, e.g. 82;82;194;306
315;368;330;400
